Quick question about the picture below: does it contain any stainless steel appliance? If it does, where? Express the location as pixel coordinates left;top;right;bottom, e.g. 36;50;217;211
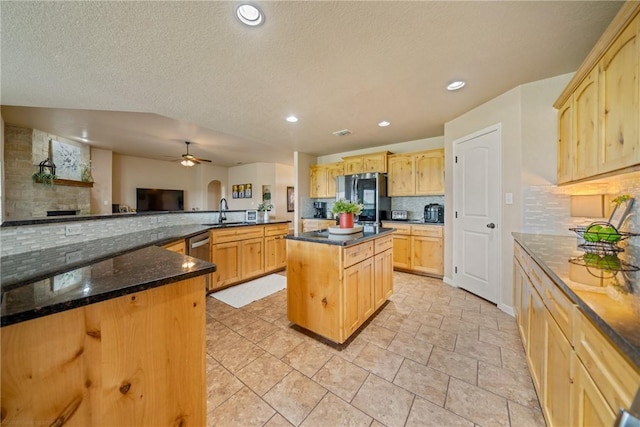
391;210;408;221
424;203;444;223
313;201;327;218
187;232;211;289
336;173;390;225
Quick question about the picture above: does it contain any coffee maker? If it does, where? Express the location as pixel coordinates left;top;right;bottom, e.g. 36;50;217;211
313;202;327;218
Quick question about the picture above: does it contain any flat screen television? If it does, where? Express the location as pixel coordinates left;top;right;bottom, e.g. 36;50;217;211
136;188;184;212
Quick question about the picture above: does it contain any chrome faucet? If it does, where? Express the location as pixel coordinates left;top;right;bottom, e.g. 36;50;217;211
219;198;229;223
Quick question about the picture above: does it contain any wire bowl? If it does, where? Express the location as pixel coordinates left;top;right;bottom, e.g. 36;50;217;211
569;221;638;255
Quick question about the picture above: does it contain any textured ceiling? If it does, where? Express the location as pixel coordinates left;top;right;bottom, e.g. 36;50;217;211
0;1;624;167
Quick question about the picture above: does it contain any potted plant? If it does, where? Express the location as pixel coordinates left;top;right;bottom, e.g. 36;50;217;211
257;201;273;222
332;199;363;228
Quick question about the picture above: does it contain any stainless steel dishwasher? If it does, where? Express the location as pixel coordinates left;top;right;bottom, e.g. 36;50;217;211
187;231;211;289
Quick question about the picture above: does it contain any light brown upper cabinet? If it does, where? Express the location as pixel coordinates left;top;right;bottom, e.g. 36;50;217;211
388;149;444;196
555;3;640;184
342;151;390;174
310;161;344;198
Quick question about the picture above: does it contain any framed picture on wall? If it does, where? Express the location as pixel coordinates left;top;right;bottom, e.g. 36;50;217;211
287;186;294;212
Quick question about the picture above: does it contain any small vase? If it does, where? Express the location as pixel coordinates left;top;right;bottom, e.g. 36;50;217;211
262;210;269;222
339;213;354;228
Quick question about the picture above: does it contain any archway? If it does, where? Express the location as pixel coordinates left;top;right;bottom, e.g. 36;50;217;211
207;180;222;210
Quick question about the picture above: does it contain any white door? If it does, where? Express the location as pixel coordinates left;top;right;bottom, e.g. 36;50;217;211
453;125;502;303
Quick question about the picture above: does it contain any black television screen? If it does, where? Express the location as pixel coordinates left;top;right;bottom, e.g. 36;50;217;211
136;188;184;212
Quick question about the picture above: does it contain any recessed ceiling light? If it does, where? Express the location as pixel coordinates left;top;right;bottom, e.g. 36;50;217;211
447;80;466;91
286;115;298;123
378;121;390;127
236;4;264;26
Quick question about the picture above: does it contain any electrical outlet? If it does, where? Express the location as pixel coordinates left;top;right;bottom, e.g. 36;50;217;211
505;193;513;205
65;224;82;236
65;251;82;263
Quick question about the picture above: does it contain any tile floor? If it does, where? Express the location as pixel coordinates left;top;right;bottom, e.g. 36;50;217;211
205;271;546;427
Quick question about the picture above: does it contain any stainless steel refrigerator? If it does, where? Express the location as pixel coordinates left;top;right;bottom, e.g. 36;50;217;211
335;173;391;225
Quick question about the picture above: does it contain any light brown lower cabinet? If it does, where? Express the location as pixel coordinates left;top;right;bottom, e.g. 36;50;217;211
162;239;186;254
513;242;640;427
1;277;206;426
287;233;393;343
382;222;443;277
209;223;287;291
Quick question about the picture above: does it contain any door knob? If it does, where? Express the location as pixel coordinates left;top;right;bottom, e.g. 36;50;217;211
486;223;496;229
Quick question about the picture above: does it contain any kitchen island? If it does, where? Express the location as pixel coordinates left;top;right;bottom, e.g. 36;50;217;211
285;227;394;344
0;226;217;426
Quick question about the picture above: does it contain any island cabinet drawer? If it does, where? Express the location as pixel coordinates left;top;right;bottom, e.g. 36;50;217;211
343;241;374;268
574;309;640;413
211;226;264;244
265;223;288;237
384;223;411;235
411;225;443;237
375;235;393;254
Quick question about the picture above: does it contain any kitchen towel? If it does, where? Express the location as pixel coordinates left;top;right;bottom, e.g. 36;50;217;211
210;274;286;308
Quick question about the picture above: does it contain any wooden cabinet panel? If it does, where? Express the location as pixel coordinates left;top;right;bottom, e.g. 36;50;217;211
543;310;573;427
572;356;616;427
265;235;286;271
374;249;393;309
415;149;444;195
342;152;389;174
241;237;264;279
211;241;241;289
391;234;411;270
557;97;574;184
210;226;264;244
265;223;289;237
573;69;599;180
326;162;344;196
411;235;443;276
374;235;393;254
302;219;336;232
162;239;186;254
310;162;344;198
574;309;640;412
387;154;415;196
344;257;374;336
343;157;363;175
599;17;639;173
411;224;443;238
528;285;546;393
343;241;374;268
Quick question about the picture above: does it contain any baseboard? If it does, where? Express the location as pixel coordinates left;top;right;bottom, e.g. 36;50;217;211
442;276;458;288
498;303;515;317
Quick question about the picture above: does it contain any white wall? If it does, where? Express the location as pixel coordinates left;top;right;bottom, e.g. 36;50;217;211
275;163;294;223
90;148;113;214
294;152;316;232
443;73;573;312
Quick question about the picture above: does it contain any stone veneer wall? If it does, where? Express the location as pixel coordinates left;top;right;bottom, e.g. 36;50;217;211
0;210;247;257
4;126;91;220
523;172;640;246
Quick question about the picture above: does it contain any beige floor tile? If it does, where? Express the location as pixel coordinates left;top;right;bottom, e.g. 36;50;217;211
352;374;415;427
326;336;368;362
263;370;327;426
498;316;519;333
236;317;280;343
281;341;333;378
479;326;524;353
206;356;244;410
445;378;510;427
411;310;445;329
356;323;397;348
415;324;457;351
393;359;450;406
406;396;474;427
429;304;463;319
206;298;238;320
383;314;422;336
210;332;266;373
500;347;530;374
264;413;295;427
312;355;369;402
428;346;478;385
507;400;546;427
207;386;275;427
258;328;306;359
460;311;499;329
454;333;502;367
217;310;259;331
301;392;372;427
440;317;480;335
448;297;482;313
249;303;286;323
478;361;540;409
235;353;292;396
353;342;404;382
387;331;434;365
206;319;233;344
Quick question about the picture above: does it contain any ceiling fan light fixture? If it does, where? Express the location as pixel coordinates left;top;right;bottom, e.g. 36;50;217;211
236;4;264;26
181;159;195;167
447;80;466;91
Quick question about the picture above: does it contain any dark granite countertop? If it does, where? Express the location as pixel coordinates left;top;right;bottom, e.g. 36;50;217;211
286;227;395;246
512;233;640;368
1;246;216;327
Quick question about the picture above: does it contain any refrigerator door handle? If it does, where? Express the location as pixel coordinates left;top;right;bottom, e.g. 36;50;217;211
352;176;358;202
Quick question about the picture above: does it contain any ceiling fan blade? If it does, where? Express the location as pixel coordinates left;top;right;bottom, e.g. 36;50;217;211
193;157;212;163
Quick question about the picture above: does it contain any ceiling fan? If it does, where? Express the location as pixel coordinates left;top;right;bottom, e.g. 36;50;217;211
176;141;212;166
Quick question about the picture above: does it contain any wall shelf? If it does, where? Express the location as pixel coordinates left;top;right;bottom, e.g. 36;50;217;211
34;178;93;188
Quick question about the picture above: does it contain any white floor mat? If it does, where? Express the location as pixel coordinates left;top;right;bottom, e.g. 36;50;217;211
210;274;286;308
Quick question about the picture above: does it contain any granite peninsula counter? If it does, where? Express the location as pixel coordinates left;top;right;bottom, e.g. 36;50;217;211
0;224;218;426
285;227;395;343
